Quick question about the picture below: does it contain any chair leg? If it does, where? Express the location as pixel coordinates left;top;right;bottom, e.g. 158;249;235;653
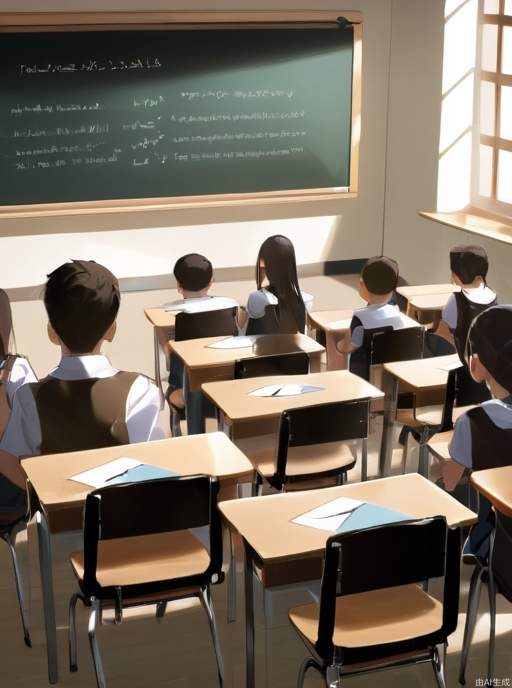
297;658;316;688
69;594;80;671
227;529;237;624
459;565;485;685
400;432;409;475
251;473;261;497
432;642;447;688
361;437;368;482
5;531;31;647
155;601;167;621
88;598;106;688
170;407;183;438
326;663;342;687
336;472;346;486
200;586;224;688
487;528;497;684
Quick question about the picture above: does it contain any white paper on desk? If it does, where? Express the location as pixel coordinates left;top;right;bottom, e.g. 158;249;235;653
292;497;365;532
437;359;463;372
69;458;141;488
249;384;324;397
207;336;258;350
325;318;352;330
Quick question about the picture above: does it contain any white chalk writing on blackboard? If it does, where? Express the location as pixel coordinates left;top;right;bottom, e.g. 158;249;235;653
19;58;162;76
10;103;103;115
180;89;294;101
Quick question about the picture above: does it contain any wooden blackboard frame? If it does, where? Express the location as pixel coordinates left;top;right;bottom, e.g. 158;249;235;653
0;11;362;218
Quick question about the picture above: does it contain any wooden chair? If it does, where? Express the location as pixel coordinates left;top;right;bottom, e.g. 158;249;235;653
289;516;460;688
249;400;369;494
169;307;238;436
234;351;310;379
0;514;31;648
246;304;299;336
67;475;224;688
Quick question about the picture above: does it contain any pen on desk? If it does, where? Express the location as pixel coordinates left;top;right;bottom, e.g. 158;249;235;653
310;503;364;519
270;386;283;396
104;468;131;483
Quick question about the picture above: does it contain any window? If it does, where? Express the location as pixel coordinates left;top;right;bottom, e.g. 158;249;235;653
474;0;512;215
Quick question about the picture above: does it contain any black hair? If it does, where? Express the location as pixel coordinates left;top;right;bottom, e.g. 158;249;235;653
44;260;120;354
256;235;306;333
450;245;489;284
361;256;399;295
0;289;13;359
174;253;213;292
467;305;512;392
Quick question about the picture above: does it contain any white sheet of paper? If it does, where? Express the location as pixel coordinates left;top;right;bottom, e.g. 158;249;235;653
248;384;324;397
438;359;463;372
207;336;258;350
70;458;142;489
292;497;365;533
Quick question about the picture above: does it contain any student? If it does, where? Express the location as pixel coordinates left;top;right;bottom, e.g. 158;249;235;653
437;244;496;362
239;235;313;335
442;305;512;561
164;253;238;412
337;256;417;377
0;261;163;493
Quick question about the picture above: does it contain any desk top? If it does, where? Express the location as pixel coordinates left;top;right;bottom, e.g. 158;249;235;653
170;333;324;369
219;473;476;564
22;432;253;511
408;293;453;312
384;354;461;391
471;467;512;517
396;284;458;299
308;309;354;332
144;308;176;329
202;370;383;422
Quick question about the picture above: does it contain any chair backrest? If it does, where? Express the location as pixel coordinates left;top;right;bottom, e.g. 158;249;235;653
369;326;425;366
174;307;237;342
246;304;300;336
234;352;310;379
82;475;222;594
439;366;491;431
273;400;369;487
315;516;460;657
493;512;512;603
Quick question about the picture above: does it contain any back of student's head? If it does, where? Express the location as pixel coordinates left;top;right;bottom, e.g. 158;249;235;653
468;305;512;392
361;256;399;295
256;235;305;332
173;253;213;292
0;289;13;359
450;245;489;284
44;260;120;354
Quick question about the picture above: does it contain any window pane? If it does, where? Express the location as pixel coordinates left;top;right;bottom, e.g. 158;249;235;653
500;85;512;139
481;80;496;136
502;26;512;75
482;24;498;72
484;0;499;12
479;145;494;197
497;149;512;203
505;0;512;15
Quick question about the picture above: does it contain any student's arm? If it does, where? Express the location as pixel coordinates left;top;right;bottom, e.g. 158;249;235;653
435;295;456;345
237;306;248;330
336;316;361;354
442;414;472;491
125;376;165;442
435;318;455;346
0;385;40;458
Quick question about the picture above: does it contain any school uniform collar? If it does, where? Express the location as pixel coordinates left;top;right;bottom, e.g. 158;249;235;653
49;354;119;380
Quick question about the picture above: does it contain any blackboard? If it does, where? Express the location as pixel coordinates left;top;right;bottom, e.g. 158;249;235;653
0;26;355;207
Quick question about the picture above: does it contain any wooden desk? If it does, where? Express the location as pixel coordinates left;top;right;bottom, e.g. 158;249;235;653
396;283;457;300
379;354;462;478
170;333;325;392
202;370;383;441
471;467;512;518
407;292;454;327
308;309;354;370
22;432;252;685
219;474;477;688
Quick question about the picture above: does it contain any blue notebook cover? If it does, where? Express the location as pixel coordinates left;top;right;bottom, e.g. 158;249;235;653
336;503;410;534
106;464;179;486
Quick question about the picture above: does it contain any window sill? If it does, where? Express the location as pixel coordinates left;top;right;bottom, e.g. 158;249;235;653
419;207;512;247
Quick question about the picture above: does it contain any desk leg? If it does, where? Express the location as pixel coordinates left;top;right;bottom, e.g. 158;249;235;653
184;373;206;435
227;529;237;624
309;352;321;373
243;541;256;688
36;511;58;685
418;426;431;479
379;374;399;478
153;329;164;410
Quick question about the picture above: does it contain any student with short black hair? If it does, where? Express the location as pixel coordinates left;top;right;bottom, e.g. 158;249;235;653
239;235;313;335
337;256;418;377
437;244;496;362
164;253;238;412
442;305;512;561
0;260;162;470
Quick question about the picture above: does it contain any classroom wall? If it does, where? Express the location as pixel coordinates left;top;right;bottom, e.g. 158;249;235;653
0;0;392;290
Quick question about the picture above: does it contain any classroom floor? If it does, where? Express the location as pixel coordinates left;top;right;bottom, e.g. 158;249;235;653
3;274;511;687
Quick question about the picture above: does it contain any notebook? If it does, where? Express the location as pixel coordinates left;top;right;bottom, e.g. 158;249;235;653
70;458;178;489
292;497;410;533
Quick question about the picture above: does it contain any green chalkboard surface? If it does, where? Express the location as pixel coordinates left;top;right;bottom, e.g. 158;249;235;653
0;27;354;206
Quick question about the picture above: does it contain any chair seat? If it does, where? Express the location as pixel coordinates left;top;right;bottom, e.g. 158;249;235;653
249;441;355;479
415;405;475;427
70;530;210;588
289;583;443;649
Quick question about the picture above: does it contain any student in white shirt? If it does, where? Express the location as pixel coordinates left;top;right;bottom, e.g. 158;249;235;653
239;235;314;335
0;260;162;514
337;256;418;378
165;253;239;413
